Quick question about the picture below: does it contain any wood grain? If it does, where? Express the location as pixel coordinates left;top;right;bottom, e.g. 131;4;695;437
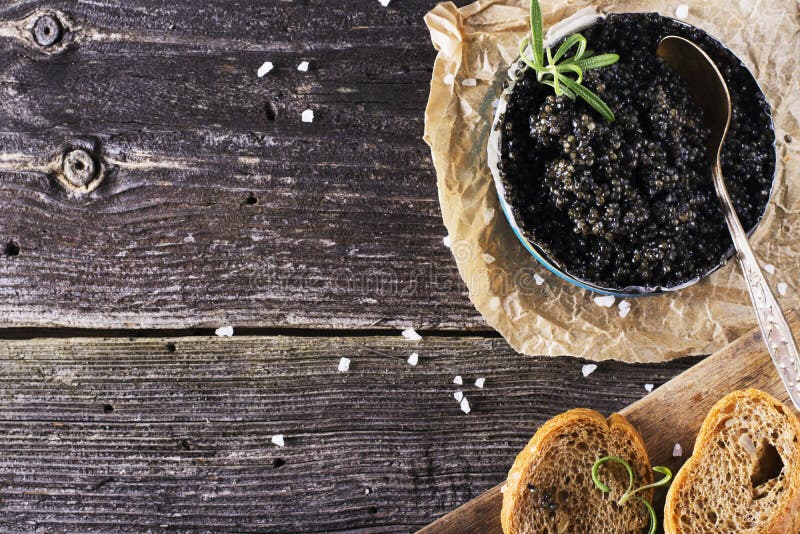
0;0;487;330
420;311;799;534
0;334;694;532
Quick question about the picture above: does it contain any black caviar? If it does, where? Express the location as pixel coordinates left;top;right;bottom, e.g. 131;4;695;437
498;13;775;290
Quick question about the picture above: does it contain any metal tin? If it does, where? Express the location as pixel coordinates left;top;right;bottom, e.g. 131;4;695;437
487;12;777;297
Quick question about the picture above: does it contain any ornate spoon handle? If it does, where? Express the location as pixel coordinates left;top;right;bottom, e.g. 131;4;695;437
712;161;800;410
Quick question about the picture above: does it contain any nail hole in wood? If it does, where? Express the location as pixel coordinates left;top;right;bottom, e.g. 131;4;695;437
245;193;258;205
273;458;286;468
63;148;98;188
264;102;277;121
102;403;114;413
33;14;62;47
166;342;177;353
4;240;19;257
367;506;378;515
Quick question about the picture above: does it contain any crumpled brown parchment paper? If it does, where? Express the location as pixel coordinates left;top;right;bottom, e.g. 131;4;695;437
423;0;800;362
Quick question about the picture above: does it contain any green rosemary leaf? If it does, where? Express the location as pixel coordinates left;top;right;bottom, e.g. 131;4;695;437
556;62;583;83
519;36;539;70
541;79;575;99
552;33;587;63
529;0;544;68
566;53;620;71
559;75;615;122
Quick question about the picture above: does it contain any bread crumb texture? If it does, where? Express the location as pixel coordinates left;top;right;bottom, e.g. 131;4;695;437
501;409;652;533
665;389;800;534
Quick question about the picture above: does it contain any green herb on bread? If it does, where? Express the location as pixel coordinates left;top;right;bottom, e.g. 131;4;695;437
591;456;673;534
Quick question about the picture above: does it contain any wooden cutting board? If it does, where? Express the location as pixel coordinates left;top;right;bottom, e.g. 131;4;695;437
419;310;799;533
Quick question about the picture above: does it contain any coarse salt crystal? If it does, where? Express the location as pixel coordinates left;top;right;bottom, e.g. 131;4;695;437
618;300;631;318
443;73;455;85
475;377;485;388
297;61;310;72
301;109;314;123
594;295;615;307
777;282;788;296
454;390;464;402
675;4;689;19
483;207;495;225
402;328;422;341
581;364;598;377
257;61;274;77
764;263;776;274
379;0;391;6
407;352;419;366
461;78;477;87
644;383;654;393
271;434;285;447
453;375;463;385
619;307;631;319
672;442;683;457
534;274;545;286
215;326;234;337
338;357;351;372
482;253;496;264
443;235;451;248
460;397;471;414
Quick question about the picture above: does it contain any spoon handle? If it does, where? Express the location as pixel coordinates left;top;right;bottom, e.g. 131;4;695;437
712;162;800;409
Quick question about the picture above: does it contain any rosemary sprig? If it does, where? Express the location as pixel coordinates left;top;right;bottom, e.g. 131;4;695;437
519;0;619;121
591;456;673;534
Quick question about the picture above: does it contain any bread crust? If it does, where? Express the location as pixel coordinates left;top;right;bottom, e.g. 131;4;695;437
500;408;653;534
664;388;800;534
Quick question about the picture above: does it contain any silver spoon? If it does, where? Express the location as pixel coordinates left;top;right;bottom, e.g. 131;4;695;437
656;35;800;410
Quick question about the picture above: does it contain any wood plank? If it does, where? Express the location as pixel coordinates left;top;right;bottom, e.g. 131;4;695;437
0;0;485;330
0;334;693;531
420;311;799;534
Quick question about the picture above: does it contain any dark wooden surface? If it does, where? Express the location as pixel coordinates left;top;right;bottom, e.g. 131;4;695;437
0;1;701;532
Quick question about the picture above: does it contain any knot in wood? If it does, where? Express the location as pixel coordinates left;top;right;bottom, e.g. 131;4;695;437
63;149;97;188
33;15;62;47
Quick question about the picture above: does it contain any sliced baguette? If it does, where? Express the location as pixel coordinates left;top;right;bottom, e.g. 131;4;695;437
501;408;653;534
664;388;800;534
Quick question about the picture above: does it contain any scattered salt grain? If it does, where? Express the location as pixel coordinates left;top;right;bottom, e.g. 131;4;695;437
443;73;455;85
454;390;464;402
594;295;615;307
619;307;631;319
271;434;285;447
407;352;419;366
461;78;477;87
672;442;683;457
644;383;654;393
618;300;631;319
777;282;788;296
534;274;545;286
402;328;422;341
338;357;351;372
379;0;391;6
581;363;598;377
764;263;776;275
675;4;689;19
482;253;496;264
297;61;310;72
215;326;234;337
475;377;485;388
257;61;274;77
301;109;314;123
483;207;495;225
460;397;471;414
443;235;452;248
453;375;463;385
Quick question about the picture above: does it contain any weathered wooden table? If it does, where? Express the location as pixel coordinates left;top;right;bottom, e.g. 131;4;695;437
0;1;698;531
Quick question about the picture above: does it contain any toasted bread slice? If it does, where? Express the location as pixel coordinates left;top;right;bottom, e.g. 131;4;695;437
501;408;653;534
664;388;800;534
